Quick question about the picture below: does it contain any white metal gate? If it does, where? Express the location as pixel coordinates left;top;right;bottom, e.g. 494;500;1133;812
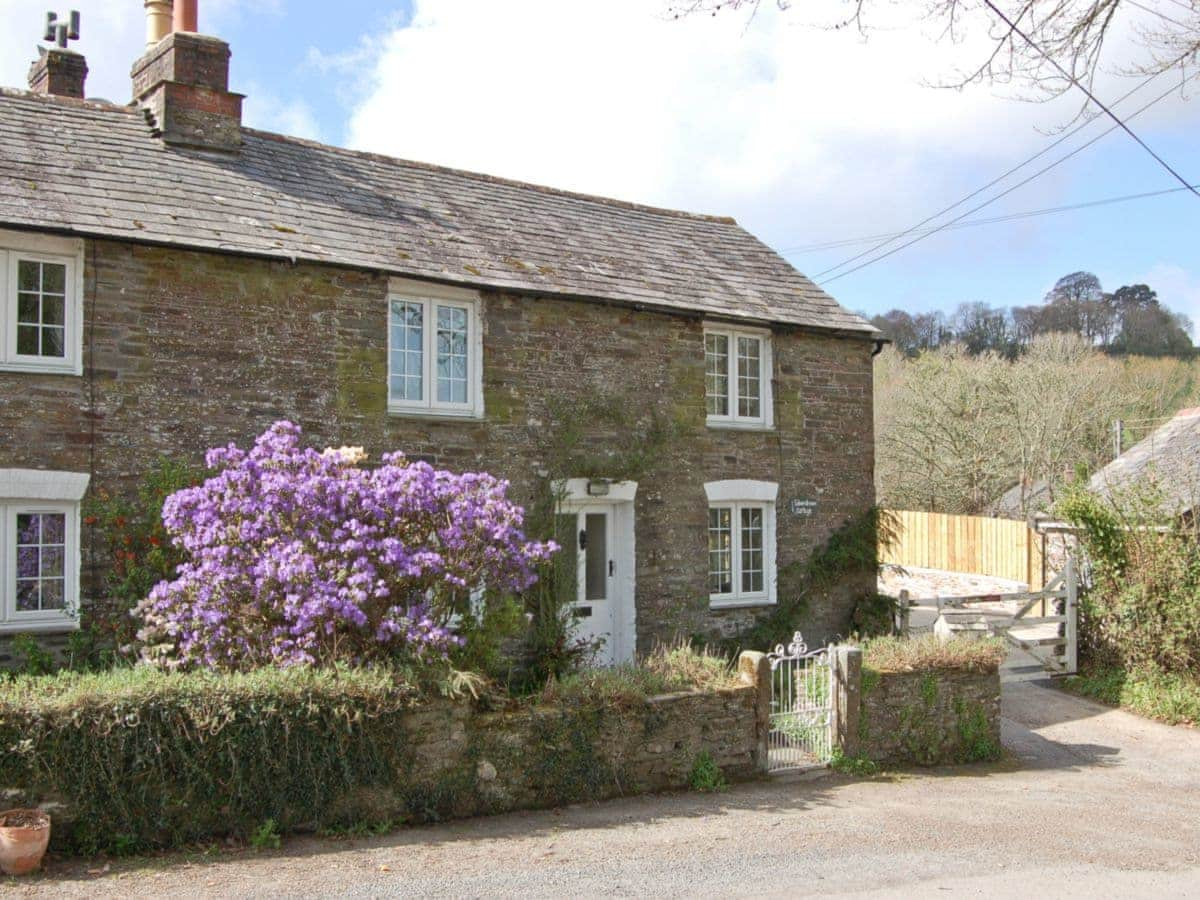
766;632;834;772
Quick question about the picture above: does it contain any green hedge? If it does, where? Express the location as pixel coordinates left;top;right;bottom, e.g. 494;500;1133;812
1064;663;1200;726
0;666;423;854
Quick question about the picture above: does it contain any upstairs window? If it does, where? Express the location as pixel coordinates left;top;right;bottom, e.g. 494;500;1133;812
0;230;83;375
387;278;483;418
704;325;772;429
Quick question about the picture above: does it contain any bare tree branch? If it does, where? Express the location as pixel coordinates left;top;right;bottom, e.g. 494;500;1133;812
667;0;1200;103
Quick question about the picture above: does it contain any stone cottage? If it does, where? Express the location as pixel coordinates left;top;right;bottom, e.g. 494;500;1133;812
0;5;880;664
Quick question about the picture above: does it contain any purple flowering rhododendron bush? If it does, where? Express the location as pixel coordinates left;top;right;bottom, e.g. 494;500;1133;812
135;421;556;670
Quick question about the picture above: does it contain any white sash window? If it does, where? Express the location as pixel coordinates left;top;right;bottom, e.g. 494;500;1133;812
387;278;484;419
705;480;778;608
0;469;89;632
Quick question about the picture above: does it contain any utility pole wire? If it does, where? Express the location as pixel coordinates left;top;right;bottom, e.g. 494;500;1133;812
1124;0;1195;30
1159;0;1198;15
817;70;1196;285
981;0;1200;199
783;183;1198;254
802;69;1166;271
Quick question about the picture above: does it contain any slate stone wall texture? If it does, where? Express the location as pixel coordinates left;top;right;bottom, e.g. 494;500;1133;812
32;680;761;846
399;684;761;819
858;667;1002;766
0;238;876;654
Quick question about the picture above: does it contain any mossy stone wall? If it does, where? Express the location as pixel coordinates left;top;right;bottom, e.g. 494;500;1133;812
398;685;762;819
31;682;762;849
858;668;1002;765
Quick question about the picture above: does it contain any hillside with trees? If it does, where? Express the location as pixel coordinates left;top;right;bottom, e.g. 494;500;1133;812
875;334;1200;517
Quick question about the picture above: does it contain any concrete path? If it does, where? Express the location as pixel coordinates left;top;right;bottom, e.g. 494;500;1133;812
10;676;1200;898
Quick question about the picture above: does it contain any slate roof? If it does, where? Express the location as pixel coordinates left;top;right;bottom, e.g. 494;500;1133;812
1089;408;1200;515
0;89;876;336
986;479;1054;521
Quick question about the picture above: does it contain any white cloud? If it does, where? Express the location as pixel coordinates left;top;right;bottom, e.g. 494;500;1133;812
343;0;1197;253
1;0;1193;304
1143;263;1200;332
242;86;323;142
0;2;143;103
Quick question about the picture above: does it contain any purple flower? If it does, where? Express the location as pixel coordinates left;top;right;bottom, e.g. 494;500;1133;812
135;421;555;670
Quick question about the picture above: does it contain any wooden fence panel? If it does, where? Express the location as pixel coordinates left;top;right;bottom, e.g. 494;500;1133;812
881;509;1044;589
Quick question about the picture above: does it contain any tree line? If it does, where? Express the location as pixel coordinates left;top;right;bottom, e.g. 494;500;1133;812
875;334;1200;517
870;272;1195;360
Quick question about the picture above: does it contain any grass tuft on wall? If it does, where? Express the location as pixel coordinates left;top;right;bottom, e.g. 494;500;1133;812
859;634;1006;674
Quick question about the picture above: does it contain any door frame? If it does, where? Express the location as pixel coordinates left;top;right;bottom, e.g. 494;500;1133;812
556;479;637;664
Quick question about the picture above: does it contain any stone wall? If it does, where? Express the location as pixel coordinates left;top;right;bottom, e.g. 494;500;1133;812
395;683;762;821
31;679;764;850
0;238;877;656
0;630;74;670
857;666;1002;766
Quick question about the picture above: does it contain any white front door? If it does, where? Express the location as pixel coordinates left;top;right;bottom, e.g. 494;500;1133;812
558;503;631;665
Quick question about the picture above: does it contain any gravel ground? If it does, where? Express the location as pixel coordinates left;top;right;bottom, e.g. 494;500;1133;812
878;564;1028;601
8;677;1200;898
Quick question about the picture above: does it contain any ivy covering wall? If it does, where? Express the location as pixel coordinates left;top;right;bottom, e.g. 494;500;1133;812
0;666;759;855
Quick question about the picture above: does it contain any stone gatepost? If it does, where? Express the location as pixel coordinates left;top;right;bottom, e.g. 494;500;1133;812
832;646;863;758
738;650;771;773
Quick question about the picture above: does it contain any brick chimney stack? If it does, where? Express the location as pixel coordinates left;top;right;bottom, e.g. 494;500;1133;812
28;47;88;99
131;0;244;151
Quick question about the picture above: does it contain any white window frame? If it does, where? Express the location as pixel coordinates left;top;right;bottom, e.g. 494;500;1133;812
386;277;484;419
0;229;84;376
0;469;89;634
703;323;773;430
704;479;778;609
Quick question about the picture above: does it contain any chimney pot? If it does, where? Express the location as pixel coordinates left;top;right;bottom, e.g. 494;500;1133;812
173;0;198;34
28;48;88;99
145;0;173;47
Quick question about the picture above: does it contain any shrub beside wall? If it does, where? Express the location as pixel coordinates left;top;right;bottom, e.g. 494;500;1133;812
0;666;759;854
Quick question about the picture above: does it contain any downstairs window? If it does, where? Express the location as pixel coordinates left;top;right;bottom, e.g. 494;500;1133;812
704;480;778;608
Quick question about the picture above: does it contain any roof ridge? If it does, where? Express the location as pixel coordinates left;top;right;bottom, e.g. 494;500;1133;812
241;126;739;225
0;88;737;224
0;86;138;115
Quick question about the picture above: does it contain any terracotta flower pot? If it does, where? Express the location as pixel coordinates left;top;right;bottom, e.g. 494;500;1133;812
0;809;50;876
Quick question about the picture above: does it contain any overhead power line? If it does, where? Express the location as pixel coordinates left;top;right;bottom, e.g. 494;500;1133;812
816;70;1198;286
1124;0;1195;30
810;68;1170;280
981;0;1200;200
782;183;1198;255
1159;0;1199;17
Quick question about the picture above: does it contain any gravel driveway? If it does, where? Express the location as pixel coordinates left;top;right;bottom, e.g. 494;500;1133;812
9;676;1200;898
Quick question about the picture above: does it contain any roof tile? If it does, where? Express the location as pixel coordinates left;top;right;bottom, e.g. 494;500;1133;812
0;89;877;335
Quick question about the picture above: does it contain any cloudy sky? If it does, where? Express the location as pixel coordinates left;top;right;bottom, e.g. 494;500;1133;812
2;0;1197;323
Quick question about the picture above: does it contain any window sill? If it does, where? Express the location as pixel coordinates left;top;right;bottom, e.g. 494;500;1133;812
705;418;775;433
0;618;79;635
0;360;81;377
708;598;776;611
387;405;484;422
